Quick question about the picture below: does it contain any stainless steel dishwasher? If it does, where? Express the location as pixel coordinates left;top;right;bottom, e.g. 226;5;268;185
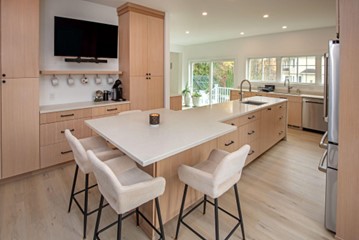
302;97;328;132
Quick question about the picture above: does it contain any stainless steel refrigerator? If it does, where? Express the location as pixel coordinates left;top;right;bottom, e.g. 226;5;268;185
319;39;340;233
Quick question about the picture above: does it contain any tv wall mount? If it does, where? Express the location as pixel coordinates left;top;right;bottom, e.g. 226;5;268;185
64;57;108;63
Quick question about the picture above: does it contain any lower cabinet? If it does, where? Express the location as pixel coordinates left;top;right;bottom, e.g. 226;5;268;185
40;103;130;169
170;95;182;111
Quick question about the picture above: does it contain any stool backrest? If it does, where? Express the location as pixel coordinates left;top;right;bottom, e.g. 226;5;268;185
87;150;121;209
213;144;250;184
65;129;89;172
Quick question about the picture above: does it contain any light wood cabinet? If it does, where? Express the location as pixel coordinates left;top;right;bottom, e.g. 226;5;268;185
1;0;39;78
0;0;40;179
118;3;164;111
1;78;39;178
217;130;239;152
229;90;255;101
170;95;182;111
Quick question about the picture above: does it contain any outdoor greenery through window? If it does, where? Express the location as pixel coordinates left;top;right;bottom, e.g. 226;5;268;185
248;56;323;85
190;60;234;106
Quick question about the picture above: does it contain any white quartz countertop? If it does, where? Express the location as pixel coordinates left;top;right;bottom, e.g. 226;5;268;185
85;96;286;166
40;100;130;113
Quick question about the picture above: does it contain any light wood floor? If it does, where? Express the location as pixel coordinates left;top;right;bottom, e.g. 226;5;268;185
0;129;335;240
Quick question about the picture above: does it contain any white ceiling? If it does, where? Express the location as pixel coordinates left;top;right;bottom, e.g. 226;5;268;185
84;0;336;46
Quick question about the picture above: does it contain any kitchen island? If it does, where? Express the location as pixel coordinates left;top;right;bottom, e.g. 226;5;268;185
85;96;288;236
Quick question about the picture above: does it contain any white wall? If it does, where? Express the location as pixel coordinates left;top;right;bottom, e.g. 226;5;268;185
180;27;336;94
40;0;119;105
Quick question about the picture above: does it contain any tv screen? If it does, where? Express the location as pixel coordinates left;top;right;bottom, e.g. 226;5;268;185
54;16;118;59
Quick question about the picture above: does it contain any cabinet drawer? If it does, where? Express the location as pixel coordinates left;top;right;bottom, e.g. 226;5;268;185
40;142;74;168
223;117;240;127
40;118;92;146
238;111;261;126
40;109;92;124
217;131;239;153
92;103;130;117
238;119;261;146
245;139;260;166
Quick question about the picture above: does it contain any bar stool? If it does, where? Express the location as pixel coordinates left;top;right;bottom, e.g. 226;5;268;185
87;150;166;240
175;145;250;240
65;129;123;239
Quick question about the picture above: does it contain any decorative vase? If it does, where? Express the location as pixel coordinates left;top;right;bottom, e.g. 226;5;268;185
192;96;200;107
184;93;191;107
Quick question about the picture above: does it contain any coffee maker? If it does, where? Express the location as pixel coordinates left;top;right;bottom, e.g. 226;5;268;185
112;79;124;101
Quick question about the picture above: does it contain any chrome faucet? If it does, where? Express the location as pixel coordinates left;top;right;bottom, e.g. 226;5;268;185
239;79;252;101
284;78;293;93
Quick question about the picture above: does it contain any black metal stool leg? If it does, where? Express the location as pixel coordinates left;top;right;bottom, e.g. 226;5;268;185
214;198;220;240
155;197;165;240
117;214;122;240
136;207;139;226
203;195;207;214
68;165;79;212
84;173;89;239
93;195;104;240
234;184;245;240
175;184;188;239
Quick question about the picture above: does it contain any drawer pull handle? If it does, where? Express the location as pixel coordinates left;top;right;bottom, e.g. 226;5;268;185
61;129;74;134
267;108;272;111
279;105;283;109
61;113;74;117
231;123;235;126
248;115;255;120
248;150;255;156
107;108;118;112
225;141;234;146
248;130;255;135
61;150;73;155
279;116;283;120
279;131;284;135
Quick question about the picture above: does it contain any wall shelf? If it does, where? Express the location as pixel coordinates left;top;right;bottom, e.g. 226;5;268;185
40;70;123;75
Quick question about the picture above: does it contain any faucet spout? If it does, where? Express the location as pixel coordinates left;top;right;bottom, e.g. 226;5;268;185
284;78;293;93
239;79;252;101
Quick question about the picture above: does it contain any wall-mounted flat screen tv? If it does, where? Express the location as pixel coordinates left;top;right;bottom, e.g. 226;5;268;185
54;16;118;59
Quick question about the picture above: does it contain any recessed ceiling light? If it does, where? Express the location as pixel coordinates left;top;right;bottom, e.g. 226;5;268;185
263;14;269;18
202;12;208;16
240;32;245;35
185;31;190;34
282;26;287;29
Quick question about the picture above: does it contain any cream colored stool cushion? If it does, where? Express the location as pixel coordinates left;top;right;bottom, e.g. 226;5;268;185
178;145;250;199
65;129;123;174
87;150;166;214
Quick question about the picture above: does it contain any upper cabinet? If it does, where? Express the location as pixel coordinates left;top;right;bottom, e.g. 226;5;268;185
117;3;164;110
0;0;39;79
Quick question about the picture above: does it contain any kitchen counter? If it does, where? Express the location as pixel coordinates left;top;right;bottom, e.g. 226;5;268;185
85;96;287;166
232;88;324;99
40;100;130;113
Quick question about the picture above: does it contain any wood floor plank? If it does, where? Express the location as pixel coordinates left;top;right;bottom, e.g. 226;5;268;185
0;129;335;239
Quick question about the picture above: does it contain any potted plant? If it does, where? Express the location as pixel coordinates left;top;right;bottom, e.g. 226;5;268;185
192;90;202;107
182;83;191;107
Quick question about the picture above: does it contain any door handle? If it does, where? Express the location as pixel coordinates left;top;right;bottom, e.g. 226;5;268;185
318;150;328;173
319;131;328;149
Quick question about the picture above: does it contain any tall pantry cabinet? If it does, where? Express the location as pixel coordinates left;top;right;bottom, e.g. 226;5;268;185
0;0;40;178
117;3;164;110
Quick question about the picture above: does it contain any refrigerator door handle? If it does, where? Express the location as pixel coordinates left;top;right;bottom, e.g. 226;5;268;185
318;150;328;173
319;131;328;149
323;53;329;122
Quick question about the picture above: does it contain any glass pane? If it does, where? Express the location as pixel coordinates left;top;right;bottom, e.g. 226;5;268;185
298;57;307;65
307;56;316;65
192;62;210;92
249;59;263;81
213;61;234;88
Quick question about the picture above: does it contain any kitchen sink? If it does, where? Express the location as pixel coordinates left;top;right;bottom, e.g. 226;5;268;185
241;100;267;106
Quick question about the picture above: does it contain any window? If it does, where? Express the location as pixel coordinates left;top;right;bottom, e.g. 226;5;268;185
248;55;323;85
248;58;276;81
281;56;316;84
190;60;234;106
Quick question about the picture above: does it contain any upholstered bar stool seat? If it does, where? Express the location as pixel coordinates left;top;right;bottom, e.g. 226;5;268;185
65;129;123;239
175;145;250;240
87;150;166;240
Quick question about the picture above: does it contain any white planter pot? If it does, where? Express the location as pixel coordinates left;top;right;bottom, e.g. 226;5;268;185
184;93;191;107
192;97;200;107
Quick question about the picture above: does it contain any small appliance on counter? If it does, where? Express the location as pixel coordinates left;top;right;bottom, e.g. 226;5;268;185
112;79;126;101
94;90;103;102
260;84;275;92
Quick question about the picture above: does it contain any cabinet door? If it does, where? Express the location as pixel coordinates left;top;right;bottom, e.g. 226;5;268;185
1;78;39;178
129;12;148;76
147;76;164;110
130;76;148;110
147;16;164;76
288;101;302;127
260;106;275;153
1;0;39;78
